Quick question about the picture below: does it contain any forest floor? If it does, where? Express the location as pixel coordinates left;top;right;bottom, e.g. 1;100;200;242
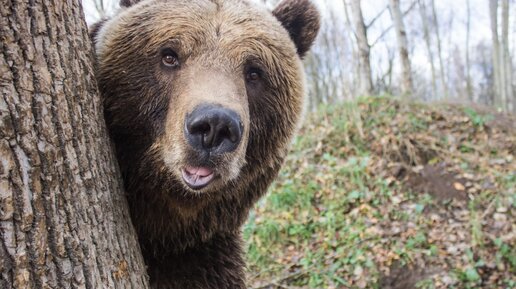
244;96;515;289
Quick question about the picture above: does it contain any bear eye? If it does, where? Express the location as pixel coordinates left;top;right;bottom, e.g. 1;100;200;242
161;49;180;68
246;68;262;82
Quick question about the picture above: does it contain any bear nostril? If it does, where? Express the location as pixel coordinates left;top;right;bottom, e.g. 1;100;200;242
185;105;242;154
188;122;211;136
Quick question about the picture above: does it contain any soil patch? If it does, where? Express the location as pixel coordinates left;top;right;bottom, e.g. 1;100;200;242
380;262;442;289
404;163;468;202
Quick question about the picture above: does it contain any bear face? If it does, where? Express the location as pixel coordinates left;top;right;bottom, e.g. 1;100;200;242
92;0;319;286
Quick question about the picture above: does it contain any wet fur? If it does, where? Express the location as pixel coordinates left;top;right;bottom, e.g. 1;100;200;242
91;0;319;288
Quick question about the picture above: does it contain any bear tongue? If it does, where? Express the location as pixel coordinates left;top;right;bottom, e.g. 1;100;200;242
184;166;213;177
182;166;214;189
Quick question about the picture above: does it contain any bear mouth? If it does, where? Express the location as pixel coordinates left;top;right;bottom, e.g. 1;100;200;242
181;166;215;190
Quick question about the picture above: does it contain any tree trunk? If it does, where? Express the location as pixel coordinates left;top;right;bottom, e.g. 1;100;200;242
430;0;448;99
465;0;473;101
389;0;413;96
489;0;502;110
349;0;374;96
418;0;437;99
342;0;361;98
501;0;514;112
0;1;149;288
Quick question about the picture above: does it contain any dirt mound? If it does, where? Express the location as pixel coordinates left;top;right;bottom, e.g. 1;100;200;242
404;163;468;202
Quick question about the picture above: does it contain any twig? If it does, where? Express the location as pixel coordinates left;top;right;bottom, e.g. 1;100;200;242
370;0;418;47
252;270;307;289
366;6;389;29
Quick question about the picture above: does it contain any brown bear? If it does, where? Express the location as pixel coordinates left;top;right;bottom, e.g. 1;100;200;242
91;0;320;288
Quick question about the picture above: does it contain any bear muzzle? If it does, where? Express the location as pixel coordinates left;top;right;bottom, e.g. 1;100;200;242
181;104;244;190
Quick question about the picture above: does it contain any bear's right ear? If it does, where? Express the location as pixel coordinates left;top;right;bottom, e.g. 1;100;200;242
90;0;142;44
89;18;109;44
272;0;320;58
120;0;141;7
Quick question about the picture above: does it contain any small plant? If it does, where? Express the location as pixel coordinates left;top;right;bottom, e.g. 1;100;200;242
463;107;493;127
415;278;436;289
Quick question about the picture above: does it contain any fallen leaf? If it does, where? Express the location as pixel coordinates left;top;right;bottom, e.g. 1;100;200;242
453;182;465;191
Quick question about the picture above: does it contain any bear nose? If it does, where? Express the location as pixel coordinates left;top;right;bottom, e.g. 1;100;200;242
185;105;242;154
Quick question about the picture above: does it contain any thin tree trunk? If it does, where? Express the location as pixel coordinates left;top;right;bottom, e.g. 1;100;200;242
501;0;514;112
430;0;448;99
328;10;350;102
489;0;503;110
343;0;361;98
306;51;325;109
349;0;374;96
418;0;437;99
322;28;336;103
0;0;149;288
389;0;413;96
465;0;473;101
94;0;107;18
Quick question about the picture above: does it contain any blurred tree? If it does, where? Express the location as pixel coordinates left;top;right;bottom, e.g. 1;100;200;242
465;0;473;100
501;0;514;112
490;0;514;112
349;0;374;96
490;0;502;109
91;0;118;19
430;0;448;99
418;0;437;97
389;0;414;96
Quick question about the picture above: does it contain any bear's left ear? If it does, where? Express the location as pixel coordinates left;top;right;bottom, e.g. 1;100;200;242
272;0;320;58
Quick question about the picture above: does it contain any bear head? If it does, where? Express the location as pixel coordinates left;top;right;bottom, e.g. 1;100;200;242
91;0;319;250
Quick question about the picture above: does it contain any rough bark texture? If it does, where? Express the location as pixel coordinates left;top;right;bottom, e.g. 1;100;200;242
389;0;413;96
0;0;149;288
350;0;374;96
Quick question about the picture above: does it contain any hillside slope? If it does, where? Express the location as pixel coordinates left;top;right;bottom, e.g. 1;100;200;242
245;97;515;289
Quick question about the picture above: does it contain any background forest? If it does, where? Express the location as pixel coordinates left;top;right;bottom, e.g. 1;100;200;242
84;0;516;113
83;1;515;288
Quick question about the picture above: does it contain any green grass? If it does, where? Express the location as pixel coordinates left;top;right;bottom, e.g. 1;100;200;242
244;97;515;289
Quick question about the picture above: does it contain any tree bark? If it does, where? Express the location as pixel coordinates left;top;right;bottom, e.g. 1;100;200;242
389;0;413;96
0;0;149;288
349;0;374;96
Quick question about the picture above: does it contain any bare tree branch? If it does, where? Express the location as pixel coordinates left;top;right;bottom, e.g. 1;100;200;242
366;5;389;29
370;0;418;47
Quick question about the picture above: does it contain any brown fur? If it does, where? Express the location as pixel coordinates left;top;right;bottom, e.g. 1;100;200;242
91;0;319;288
